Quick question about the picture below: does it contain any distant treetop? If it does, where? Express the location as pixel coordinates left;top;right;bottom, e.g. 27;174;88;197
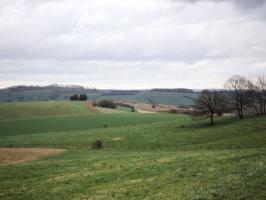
151;88;194;93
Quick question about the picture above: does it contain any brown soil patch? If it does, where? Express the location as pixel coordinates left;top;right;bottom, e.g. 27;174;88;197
0;148;65;166
114;100;194;114
137;110;156;113
112;137;123;141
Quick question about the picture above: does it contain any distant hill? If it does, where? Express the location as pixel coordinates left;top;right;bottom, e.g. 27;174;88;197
0;85;198;106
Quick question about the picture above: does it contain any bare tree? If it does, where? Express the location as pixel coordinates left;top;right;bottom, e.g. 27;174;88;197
224;75;250;119
194;90;229;125
248;76;266;115
257;76;266;114
247;80;261;115
147;98;156;108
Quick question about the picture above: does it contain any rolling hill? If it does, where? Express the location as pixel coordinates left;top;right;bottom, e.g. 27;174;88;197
0;85;198;106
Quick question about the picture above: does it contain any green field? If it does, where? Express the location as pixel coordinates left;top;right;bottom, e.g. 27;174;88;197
0;102;266;199
0;101;93;120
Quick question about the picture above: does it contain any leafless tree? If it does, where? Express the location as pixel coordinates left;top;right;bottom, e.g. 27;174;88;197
247;80;260;114
257;76;266;114
248;76;266;115
224;75;250;119
194;90;229;125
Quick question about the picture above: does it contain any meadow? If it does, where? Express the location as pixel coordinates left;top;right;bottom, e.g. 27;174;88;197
0;101;266;200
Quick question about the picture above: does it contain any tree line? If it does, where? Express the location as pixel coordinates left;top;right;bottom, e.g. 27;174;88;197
195;75;266;125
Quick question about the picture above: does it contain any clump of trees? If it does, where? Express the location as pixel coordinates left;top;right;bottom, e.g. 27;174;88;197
93;100;117;109
79;94;88;101
225;75;266;118
70;94;79;101
194;75;266;125
70;94;88;101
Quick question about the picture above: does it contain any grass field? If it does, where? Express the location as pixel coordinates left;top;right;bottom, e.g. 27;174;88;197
0;102;266;199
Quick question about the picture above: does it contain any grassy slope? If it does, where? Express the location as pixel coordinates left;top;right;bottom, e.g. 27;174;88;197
0;103;266;199
0;101;93;120
0;114;265;150
0;113;176;138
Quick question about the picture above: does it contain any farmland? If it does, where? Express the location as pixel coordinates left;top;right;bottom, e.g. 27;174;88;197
0;101;266;199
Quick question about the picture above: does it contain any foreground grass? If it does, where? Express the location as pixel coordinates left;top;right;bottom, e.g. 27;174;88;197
0;108;266;199
0;149;265;200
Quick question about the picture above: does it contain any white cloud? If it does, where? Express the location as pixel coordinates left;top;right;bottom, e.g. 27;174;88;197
0;0;265;88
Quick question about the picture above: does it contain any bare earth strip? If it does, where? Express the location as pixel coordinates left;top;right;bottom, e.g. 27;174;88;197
0;148;65;166
84;101;100;113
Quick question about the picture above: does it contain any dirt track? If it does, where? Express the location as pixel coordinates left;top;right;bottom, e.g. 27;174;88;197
0;148;65;165
84;101;99;113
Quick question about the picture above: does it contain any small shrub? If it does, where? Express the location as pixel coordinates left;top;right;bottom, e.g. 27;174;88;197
177;125;186;128
91;140;103;149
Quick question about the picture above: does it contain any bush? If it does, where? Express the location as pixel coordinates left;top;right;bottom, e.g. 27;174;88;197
95;100;117;109
91;139;103;149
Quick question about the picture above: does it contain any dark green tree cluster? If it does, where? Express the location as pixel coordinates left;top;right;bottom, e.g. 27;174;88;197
70;94;87;101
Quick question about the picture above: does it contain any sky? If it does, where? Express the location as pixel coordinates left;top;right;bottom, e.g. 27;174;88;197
0;0;266;89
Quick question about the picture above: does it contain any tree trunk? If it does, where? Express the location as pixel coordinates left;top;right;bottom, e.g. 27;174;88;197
263;100;266;115
210;114;214;125
236;106;242;119
239;111;244;119
239;102;244;119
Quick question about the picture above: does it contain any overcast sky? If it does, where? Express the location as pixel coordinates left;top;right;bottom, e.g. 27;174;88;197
0;0;266;89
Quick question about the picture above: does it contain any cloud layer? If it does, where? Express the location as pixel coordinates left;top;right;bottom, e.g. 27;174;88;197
0;0;265;89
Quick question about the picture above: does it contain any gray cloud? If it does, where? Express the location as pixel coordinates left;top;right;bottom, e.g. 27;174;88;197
0;0;265;89
174;0;266;9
